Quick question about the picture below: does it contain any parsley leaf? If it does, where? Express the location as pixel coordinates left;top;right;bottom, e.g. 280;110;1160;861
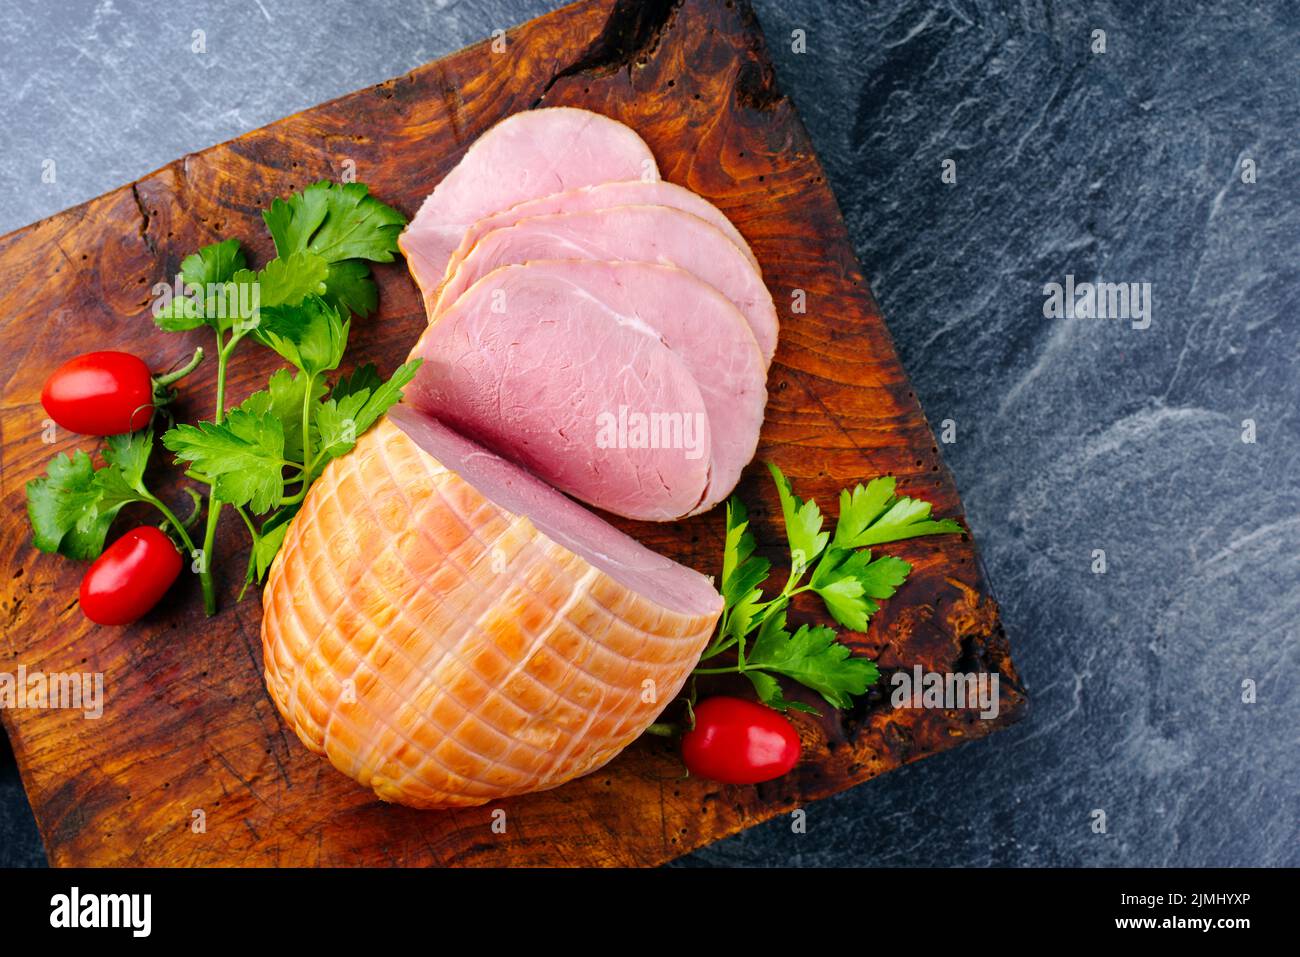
25;430;160;559
163;410;286;513
721;497;769;604
245;507;296;586
262;181;405;264
181;239;246;287
344;358;421;434
809;548;912;632
766;462;828;572
744;670;822;716
745;607;880;711
211;252;328;336
833;476;964;548
153;291;211;333
254;295;349;376
89;430;156;510
155;250;327;335
310;359;422;476
323;260;379;318
249;521;290;583
237;368;327;463
26;451;122;559
312;390;369;467
330;363;384;402
252;251;329;310
102;429;152;489
715;496;771;648
261;182;404;320
154;269;257;335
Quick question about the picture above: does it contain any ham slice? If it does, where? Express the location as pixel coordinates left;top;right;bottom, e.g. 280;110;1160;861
438;179;760;296
261;412;721;809
405;260;767;520
398;108;659;299
432;205;779;366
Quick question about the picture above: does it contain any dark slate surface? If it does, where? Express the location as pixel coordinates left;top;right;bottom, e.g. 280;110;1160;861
1;0;1295;868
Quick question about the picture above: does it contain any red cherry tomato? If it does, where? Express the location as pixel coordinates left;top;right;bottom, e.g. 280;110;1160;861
79;527;182;625
41;351;154;435
680;696;802;784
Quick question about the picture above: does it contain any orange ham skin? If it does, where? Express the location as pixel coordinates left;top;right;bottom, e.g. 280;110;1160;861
261;419;720;809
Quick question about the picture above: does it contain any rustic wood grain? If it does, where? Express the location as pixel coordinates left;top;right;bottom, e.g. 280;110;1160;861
0;0;1025;867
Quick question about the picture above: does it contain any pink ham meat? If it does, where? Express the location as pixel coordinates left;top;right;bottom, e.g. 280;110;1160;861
441;179;759;287
398;108;659;300
405;261;767;520
431;205;779;366
261;409;721;808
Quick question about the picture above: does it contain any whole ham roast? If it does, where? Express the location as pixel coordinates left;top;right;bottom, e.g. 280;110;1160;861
262;108;774;808
263;411;721;807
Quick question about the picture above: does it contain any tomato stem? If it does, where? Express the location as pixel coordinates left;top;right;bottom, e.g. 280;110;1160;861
642;722;680;738
139;491;199;562
153;346;205;390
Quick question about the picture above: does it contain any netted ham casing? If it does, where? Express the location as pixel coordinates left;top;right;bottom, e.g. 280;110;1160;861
261;411;721;808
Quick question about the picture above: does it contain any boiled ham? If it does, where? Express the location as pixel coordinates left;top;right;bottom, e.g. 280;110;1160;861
405;260;768;520
261;108;773;809
398;108;659;300
261;410;721;809
399;107;773;521
431;205;778;366
439;179;760;293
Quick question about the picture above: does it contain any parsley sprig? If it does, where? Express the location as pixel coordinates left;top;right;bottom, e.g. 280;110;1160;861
25;180;418;617
154;181;419;612
26;429;201;563
694;463;963;714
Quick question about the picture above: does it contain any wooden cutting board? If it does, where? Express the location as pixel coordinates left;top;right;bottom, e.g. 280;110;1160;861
0;0;1025;866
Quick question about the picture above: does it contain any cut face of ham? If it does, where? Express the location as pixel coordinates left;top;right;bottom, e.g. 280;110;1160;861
438;179;760;298
261;414;721;809
404;259;710;520
405;261;767;520
387;406;720;614
432;204;779;367
398;108;660;300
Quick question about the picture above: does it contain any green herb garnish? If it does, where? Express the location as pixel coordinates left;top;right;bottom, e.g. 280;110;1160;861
694;464;963;714
23;179;417;616
151;181;418;611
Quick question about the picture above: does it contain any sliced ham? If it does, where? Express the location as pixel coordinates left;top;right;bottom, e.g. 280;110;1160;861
440;180;760;292
261;412;721;809
399;108;659;300
405;261;767;520
432;205;779;366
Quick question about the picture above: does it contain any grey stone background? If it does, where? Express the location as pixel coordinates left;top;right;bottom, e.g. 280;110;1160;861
1;0;1295;868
